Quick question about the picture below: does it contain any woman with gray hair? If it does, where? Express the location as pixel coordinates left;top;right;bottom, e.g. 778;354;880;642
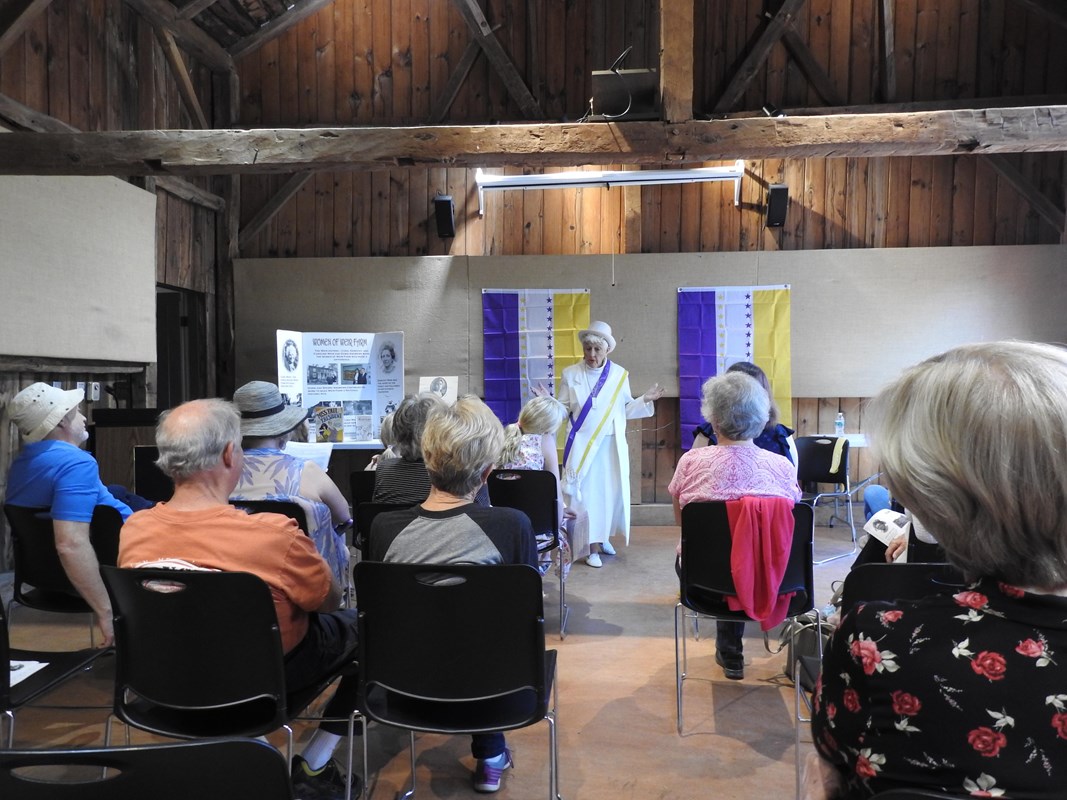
372;392;447;504
668;371;800;679
555;320;663;568
808;341;1067;800
368;396;537;793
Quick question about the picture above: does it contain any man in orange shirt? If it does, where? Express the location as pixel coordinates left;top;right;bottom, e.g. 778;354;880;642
119;398;360;800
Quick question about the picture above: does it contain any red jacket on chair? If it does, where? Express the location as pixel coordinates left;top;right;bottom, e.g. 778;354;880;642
724;496;796;630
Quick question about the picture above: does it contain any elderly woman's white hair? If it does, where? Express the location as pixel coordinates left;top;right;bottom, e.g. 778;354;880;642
700;372;770;441
422;395;504;497
868;340;1067;589
390;392;446;460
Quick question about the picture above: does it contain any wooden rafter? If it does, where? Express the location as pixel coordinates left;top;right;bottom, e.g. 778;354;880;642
659;0;694;123
123;0;233;72
451;0;544;120
986;155;1066;233
228;0;339;60
0;0;54;58
781;30;843;107
0;91;224;210
155;27;210;129
2;106;1067;176
176;0;221;21
237;172;314;249
428;31;489;124
880;0;897;103
713;0;808;113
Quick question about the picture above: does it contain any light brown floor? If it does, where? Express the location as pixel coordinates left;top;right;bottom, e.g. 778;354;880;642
2;515;855;799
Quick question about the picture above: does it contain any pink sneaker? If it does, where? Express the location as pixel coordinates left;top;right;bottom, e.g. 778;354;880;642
473;748;513;793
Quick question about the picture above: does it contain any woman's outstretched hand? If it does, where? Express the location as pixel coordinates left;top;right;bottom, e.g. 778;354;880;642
532;383;552;398
642;383;664;403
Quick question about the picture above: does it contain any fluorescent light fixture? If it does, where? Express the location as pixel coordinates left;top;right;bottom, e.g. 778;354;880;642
475;160;745;214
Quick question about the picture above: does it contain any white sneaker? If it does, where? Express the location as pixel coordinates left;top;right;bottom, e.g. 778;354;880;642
586;552;603;568
600;540;616;555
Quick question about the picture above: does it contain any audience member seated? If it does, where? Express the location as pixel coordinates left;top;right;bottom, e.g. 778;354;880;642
368;395;537;794
229;380;351;586
119;399;361;800
371;393;446;504
364;411;400;471
5;382;143;647
691;361;796;463
499;395;574;573
808;341;1067;799
668;372;801;680
852;484;941;566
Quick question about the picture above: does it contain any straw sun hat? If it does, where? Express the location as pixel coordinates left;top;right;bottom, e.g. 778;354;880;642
233;381;309;437
9;382;84;443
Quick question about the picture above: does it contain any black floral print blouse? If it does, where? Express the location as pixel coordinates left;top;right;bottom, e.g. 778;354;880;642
812;577;1067;798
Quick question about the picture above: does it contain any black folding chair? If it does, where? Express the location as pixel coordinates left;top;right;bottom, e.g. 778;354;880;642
1;599;103;746
795;436;875;564
840;562;967;616
228;499;311;535
0;738;292;799
355;501;411;552
356;561;560;800
487;468;569;638
4;504;123;647
674;500;815;799
100;567;364;799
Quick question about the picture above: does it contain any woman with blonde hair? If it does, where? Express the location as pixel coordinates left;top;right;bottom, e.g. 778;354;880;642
500;395;573;571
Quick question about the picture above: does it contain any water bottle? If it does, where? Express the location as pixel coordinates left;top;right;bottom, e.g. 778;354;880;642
834;412;845;437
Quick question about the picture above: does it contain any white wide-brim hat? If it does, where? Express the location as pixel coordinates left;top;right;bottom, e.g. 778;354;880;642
9;382;84;443
233;381;309;437
577;320;616;353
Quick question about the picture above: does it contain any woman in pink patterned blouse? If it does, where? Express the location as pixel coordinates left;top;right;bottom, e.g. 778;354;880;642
668;371;800;679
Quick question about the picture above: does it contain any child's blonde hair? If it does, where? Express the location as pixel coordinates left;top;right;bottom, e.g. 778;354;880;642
499;396;567;466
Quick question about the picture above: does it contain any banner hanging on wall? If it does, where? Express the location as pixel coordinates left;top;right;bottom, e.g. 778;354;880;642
482;288;590;425
677;285;792;451
276;329;404;444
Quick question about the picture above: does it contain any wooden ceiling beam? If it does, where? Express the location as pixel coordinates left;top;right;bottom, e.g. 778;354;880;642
0;0;54;58
2;106;1067;176
155;27;211;129
659;0;694;123
986;155;1065;233
176;0;221;21
123;0;233;72
228;0;339;60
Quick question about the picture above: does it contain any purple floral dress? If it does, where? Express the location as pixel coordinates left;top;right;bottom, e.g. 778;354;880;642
813;577;1067;798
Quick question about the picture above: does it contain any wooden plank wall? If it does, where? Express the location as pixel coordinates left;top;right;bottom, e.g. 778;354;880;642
235;0;1064;260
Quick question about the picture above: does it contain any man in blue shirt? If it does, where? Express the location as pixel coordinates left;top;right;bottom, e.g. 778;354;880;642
6;383;132;646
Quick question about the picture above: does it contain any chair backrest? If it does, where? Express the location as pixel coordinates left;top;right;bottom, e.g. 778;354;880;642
869;790;965;799
4;504;123;602
133;445;174;502
679;501;815;619
840;562;968;615
356;502;411;552
356;562;548;720
0;738;292;800
795;436;850;485
486;469;558;538
229;499;310;535
349;470;377;506
100;566;288;737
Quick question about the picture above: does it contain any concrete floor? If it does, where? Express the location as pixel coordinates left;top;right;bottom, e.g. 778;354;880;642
2;514;856;799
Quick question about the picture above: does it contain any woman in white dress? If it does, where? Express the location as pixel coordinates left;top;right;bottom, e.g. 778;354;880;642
556;321;663;567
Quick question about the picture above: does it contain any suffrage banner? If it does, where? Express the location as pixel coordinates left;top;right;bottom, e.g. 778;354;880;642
677;285;791;450
482;289;590;425
277;330;403;443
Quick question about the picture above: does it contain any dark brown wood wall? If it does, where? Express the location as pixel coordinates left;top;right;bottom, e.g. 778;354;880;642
235;0;1065;260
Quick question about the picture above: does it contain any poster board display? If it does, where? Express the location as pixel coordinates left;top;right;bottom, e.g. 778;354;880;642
276;330;404;443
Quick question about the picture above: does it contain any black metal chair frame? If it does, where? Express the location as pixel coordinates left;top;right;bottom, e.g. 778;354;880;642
839;562;967;617
3;504;123;648
100;566;365;800
0;598;104;747
355;501;411;553
795;436;876;565
355;561;560;800
0;737;293;799
487;468;569;638
228;499;310;535
674;501;816;799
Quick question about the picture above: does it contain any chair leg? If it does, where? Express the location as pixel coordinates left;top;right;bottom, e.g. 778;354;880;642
398;730;417;800
3;709;13;747
558;568;569;640
674;603;688;735
548;666;561;800
812;495;860;566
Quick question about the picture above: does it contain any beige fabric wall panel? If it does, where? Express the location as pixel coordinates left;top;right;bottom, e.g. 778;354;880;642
235;246;1067;399
0;176;157;363
234;257;470;392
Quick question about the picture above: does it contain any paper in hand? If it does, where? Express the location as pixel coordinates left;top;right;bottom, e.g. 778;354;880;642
863;509;910;562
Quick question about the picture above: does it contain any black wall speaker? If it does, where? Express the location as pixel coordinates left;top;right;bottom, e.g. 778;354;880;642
766;184;789;228
434;195;456;238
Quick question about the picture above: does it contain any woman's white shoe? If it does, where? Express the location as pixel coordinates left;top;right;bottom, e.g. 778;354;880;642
600;540;616;555
586;552;603;568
